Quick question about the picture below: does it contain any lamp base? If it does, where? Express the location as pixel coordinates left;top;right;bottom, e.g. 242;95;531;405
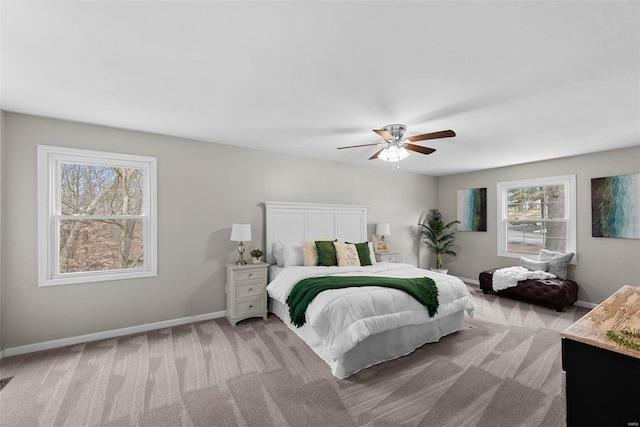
236;241;247;265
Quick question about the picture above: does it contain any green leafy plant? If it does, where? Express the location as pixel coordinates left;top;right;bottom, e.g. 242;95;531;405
418;209;460;270
250;248;264;259
606;329;640;351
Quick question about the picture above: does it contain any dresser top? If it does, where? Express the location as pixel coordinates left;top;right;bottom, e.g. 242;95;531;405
562;285;640;359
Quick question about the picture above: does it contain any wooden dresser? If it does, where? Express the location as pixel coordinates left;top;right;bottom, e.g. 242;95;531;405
561;285;640;427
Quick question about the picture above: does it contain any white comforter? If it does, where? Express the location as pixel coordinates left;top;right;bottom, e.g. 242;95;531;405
267;263;475;360
492;266;556;291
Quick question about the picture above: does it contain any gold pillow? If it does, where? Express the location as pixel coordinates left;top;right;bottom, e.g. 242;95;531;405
302;240;318;266
333;242;361;267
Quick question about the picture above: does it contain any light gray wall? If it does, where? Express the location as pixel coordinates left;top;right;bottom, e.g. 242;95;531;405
0;111;4;352
438;146;640;304
1;113;438;348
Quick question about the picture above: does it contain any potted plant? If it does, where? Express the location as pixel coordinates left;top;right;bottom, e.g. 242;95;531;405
250;248;264;264
418;209;460;274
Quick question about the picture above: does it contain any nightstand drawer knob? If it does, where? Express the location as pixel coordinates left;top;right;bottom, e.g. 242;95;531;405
248;273;253;277
249;288;253;292
249;304;253;308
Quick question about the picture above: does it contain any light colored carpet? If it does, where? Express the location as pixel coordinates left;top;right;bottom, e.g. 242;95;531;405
0;285;589;427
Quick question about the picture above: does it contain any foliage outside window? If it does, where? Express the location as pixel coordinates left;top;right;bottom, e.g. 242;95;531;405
38;145;157;286
497;175;576;259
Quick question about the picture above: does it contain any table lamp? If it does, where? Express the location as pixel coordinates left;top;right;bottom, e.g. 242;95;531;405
230;224;252;265
376;223;391;241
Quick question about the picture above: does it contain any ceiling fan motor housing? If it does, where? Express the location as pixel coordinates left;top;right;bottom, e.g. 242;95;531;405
382;124;406;141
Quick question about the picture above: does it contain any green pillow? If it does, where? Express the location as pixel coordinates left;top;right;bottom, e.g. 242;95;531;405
348;242;372;266
315;240;337;266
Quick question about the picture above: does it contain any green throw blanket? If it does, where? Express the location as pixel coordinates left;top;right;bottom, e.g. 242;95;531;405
286;276;439;327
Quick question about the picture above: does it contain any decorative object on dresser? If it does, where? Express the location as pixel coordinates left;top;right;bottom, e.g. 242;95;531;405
249;248;263;263
226;262;268;326
230;223;252;265
562;285;640;427
375;223;390;252
375;251;399;263
418;208;459;274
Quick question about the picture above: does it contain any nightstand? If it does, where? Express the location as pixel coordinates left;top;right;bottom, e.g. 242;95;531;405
375;251;400;263
226;262;268;326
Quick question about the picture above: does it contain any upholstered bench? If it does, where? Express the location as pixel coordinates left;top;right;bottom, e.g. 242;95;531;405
479;268;579;312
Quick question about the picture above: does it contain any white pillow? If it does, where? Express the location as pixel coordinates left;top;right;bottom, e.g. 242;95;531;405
519;256;548;272
272;242;284;266
537;249;574;279
368;242;377;265
282;242;304;267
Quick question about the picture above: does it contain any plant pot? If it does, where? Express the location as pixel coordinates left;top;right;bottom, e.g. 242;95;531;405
430;268;448;274
252;257;261;264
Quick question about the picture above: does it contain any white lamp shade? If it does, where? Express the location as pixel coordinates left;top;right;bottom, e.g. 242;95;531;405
376;223;391;236
230;224;252;242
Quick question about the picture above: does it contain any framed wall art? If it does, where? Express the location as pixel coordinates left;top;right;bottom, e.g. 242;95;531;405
457;188;487;232
591;174;639;239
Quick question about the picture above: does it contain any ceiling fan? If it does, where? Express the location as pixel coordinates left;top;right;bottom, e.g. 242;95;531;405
337;124;456;170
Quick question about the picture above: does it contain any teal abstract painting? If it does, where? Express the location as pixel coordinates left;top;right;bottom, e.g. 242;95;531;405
591;174;640;239
457;188;487;232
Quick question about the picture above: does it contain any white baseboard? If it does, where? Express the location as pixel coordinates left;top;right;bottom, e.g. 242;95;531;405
459;277;480;285
1;310;226;359
574;300;598;309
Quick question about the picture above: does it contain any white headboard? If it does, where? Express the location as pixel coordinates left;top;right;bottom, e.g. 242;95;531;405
263;201;369;265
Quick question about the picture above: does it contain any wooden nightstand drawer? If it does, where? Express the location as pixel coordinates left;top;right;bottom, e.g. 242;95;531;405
236;282;265;298
234;268;265;282
375;251;400;263
236;298;265;316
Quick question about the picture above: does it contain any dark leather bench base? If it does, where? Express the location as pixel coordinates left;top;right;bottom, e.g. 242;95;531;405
479;269;578;312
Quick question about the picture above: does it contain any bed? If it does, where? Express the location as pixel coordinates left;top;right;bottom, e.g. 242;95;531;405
263;201;475;378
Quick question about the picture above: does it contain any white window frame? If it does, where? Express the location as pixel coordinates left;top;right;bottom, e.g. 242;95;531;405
38;145;157;286
497;174;576;262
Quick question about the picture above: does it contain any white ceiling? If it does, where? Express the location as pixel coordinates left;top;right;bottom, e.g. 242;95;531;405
2;1;639;176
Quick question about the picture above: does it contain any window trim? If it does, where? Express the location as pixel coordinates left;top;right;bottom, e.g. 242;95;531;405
38;145;157;286
497;174;576;262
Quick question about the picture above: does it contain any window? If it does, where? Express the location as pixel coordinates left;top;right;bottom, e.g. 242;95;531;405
38;145;157;286
497;175;576;260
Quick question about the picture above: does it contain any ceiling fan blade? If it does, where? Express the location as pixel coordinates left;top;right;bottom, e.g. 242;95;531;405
405;143;436;156
369;148;385;160
373;129;394;141
337;142;382;150
407;129;456;142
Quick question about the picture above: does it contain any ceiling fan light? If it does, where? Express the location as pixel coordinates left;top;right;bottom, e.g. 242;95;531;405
378;148;391;162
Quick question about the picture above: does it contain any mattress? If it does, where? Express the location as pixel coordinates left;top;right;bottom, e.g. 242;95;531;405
268;265;285;282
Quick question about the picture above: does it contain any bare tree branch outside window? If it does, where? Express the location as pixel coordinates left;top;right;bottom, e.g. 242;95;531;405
59;164;145;273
